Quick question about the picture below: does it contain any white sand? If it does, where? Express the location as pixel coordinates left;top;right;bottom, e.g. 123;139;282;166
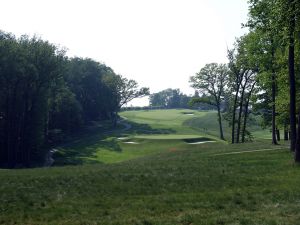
117;137;128;140
123;142;139;144
188;141;216;145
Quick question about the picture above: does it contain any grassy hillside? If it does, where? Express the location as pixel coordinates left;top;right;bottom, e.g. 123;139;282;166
0;141;297;225
1;109;297;225
53;109;269;165
122;109;268;140
54;109;212;165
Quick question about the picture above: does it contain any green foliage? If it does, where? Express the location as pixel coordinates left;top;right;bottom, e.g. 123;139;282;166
149;88;190;109
190;63;229;102
0;31;149;167
190;63;229;140
0;31;65;167
49;87;82;134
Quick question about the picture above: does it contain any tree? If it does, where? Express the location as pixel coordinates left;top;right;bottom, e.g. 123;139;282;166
104;74;149;126
149;89;195;109
227;33;259;143
190;63;229;140
65;58;117;122
244;0;300;161
115;76;150;109
48;86;82;135
246;0;281;144
287;0;297;152
0;32;65;167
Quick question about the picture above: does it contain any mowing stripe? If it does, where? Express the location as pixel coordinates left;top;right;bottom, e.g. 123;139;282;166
213;148;287;156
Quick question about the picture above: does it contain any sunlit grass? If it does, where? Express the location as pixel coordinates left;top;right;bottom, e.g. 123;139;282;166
54;109;270;165
0;141;297;224
0;109;296;224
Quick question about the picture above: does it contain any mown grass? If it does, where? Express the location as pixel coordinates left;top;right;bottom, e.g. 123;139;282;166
0;140;298;225
54;109;222;165
55;109;268;165
122;109;267;139
1;109;297;225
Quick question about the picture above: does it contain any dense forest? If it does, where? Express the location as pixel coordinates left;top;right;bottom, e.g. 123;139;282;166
190;0;300;161
0;31;148;168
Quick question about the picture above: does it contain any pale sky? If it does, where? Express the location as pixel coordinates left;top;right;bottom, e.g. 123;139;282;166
1;0;249;106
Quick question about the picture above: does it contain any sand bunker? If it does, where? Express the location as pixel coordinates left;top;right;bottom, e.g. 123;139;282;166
117;137;128;140
123;141;139;144
188;141;216;145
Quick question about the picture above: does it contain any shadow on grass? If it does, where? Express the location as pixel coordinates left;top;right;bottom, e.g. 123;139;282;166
54;138;121;166
125;121;175;135
53;120;175;166
183;137;214;143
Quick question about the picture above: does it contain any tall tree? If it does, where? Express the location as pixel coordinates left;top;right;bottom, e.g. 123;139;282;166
0;32;65;167
288;0;297;152
190;63;229;140
227;49;244;143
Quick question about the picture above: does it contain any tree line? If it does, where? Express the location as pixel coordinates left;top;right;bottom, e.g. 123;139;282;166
0;31;149;168
190;0;300;162
149;88;217;110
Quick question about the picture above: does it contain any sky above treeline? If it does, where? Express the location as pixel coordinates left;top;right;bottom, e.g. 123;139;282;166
1;0;249;106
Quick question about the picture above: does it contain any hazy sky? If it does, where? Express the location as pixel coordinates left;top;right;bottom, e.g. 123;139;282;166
1;0;249;106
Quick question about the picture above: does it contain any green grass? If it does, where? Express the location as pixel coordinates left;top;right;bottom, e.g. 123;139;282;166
54;109;269;165
121;109;209;135
0;141;298;224
1;109;297;225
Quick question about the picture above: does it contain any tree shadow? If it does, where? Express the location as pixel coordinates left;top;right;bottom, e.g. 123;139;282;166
53;120;175;166
123;121;175;135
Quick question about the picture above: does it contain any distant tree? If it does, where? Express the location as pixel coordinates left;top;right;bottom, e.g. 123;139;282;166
149;91;167;108
104;74;149;126
115;76;150;109
190;63;229;140
168;89;181;108
150;88;192;109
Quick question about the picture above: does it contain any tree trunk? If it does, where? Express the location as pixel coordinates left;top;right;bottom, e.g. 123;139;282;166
284;125;289;141
295;111;300;162
288;0;296;151
241;102;249;143
276;129;280;142
241;82;256;143
231;78;241;144
217;105;225;140
236;80;248;143
271;51;278;145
